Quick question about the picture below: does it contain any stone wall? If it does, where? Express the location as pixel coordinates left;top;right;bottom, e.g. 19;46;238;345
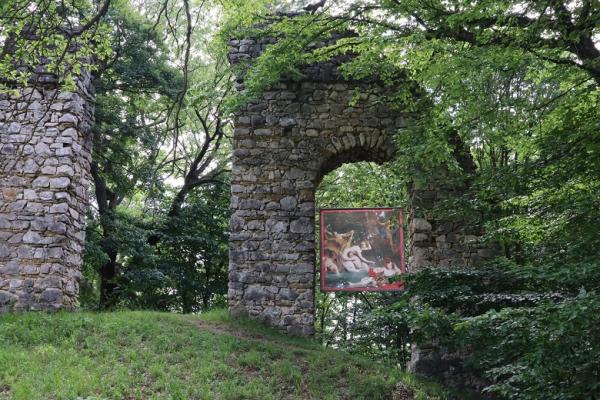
230;24;497;398
407;181;496;394
0;73;95;311
408;183;495;270
228;37;408;335
229;29;495;341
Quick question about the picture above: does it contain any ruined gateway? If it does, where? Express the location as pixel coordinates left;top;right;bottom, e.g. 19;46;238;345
226;36;492;336
0;30;492;340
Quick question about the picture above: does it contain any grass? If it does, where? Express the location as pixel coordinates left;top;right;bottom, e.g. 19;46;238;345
0;310;446;400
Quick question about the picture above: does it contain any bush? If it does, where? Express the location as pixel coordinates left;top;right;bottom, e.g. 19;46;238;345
455;291;600;399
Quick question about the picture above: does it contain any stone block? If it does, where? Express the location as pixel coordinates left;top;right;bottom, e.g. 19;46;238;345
280;196;297;211
49;177;70;189
40;288;62;303
290;218;312;234
412;218;432;233
412;233;429;242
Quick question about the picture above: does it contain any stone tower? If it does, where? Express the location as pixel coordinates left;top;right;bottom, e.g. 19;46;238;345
0;66;95;311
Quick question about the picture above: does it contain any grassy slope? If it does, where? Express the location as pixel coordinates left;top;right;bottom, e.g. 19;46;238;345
0;310;445;400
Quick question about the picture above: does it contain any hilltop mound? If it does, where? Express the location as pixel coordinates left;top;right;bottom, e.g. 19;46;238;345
0;311;444;400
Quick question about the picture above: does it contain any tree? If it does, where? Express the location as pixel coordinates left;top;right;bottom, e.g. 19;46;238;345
216;2;600;397
86;0;182;307
84;0;232;309
0;0;113;91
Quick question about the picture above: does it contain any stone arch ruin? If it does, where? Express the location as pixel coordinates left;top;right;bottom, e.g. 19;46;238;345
0;24;493;338
227;34;495;336
0;22;496;394
227;38;407;335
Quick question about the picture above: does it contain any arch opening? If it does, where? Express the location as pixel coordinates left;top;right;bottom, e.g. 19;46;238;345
315;145;394;188
314;160;408;341
316;161;406;209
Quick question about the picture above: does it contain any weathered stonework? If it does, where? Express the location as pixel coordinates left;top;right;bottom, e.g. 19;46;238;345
408;343;489;396
407;181;496;394
229;27;496;342
228;37;407;335
0;73;95;311
408;183;495;270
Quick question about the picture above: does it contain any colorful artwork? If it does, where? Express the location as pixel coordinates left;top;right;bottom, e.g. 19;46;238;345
320;208;406;292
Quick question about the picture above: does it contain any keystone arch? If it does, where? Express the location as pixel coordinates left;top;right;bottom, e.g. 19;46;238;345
227;38;408;335
227;33;496;336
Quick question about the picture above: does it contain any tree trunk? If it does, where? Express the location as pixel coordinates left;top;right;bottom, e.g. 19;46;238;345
91;162;121;309
99;247;118;308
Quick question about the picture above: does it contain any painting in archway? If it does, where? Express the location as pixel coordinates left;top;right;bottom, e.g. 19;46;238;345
320;208;406;291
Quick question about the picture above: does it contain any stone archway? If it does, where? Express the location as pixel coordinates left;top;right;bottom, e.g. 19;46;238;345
227;38;408;335
227;30;498;336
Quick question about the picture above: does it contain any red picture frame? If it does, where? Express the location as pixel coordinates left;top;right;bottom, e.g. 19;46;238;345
320;208;406;292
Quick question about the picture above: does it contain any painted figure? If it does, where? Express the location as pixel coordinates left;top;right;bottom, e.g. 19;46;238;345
382;258;401;276
376;214;396;254
324;256;341;275
346;276;377;288
341;241;375;272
